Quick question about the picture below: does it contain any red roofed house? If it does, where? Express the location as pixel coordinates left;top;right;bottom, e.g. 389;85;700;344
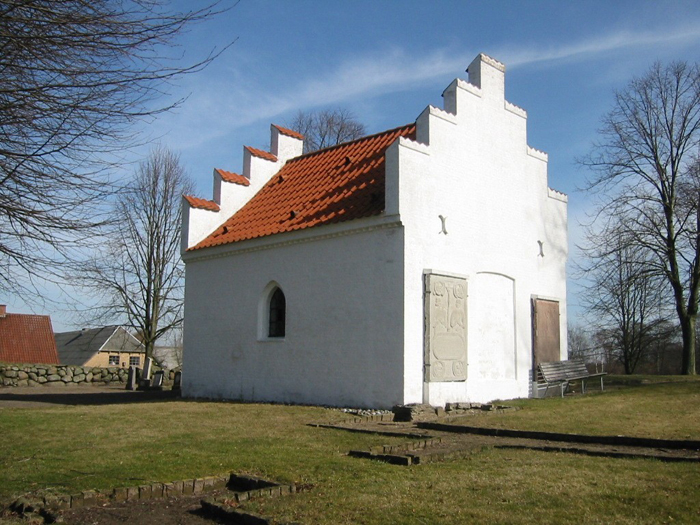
181;54;568;408
0;305;60;364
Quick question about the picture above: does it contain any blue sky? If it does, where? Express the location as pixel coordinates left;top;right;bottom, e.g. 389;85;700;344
7;0;700;332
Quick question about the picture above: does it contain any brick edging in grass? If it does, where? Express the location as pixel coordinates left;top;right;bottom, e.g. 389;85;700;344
366;437;442;455
417;422;700;450
348;438;445;466
330;413;396;424
310;422;429;439
7;472;297;523
199;474;308;525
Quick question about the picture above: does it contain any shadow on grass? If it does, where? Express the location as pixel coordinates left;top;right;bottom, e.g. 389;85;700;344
0;388;180;407
604;374;700;388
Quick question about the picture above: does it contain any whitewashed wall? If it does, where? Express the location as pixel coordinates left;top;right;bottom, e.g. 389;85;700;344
182;219;407;408
386;54;568;405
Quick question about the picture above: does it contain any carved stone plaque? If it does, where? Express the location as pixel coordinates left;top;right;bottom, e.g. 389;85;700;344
424;272;468;382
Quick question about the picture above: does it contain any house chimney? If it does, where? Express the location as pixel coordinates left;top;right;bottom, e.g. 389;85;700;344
0;305;6;318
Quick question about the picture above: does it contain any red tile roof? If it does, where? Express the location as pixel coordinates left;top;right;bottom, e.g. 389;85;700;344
215;169;250;186
191;123;416;251
272;124;304;140
0;313;60;364
184;194;220;212
245;146;277;162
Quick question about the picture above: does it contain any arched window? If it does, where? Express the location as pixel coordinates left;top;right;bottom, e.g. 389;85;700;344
268;287;286;338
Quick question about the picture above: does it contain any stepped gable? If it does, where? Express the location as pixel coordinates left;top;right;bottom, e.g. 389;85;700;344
191;123;416;250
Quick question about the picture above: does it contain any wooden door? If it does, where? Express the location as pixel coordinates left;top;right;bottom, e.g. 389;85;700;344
532;299;560;368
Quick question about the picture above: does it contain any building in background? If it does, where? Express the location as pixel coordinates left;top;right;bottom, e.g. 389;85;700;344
0;305;60;364
55;326;144;368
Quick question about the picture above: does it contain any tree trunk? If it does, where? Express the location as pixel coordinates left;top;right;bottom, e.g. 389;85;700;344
679;314;697;375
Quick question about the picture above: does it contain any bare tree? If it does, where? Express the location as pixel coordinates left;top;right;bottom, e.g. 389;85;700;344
80;147;193;360
644;319;681;374
0;0;232;295
288;108;366;154
581;218;670;374
567;324;595;363
583;61;700;374
170;326;184;369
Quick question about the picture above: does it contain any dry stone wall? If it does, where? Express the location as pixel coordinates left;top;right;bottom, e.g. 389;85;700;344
0;363;181;388
0;363;129;387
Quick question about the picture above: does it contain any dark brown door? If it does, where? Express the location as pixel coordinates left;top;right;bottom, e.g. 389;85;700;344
532;299;560;367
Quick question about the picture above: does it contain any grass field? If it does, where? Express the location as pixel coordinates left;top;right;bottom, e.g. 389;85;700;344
452;375;700;440
1;377;699;524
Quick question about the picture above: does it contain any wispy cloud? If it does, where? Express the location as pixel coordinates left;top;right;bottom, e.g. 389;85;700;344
502;25;700;68
150;48;467;151
241;23;700;120
155;21;700;153
160;48;469;145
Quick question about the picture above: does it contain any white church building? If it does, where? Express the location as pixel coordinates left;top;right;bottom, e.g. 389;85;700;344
181;53;568;408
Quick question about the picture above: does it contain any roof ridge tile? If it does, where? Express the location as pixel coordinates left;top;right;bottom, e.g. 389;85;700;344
272;124;304;140
215;168;250;186
245;146;278;162
184;194;220;212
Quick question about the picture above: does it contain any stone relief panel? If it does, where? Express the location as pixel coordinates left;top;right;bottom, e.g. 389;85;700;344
424;272;468;382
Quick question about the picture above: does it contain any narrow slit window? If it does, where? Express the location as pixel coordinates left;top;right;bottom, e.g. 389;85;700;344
268;287;286;338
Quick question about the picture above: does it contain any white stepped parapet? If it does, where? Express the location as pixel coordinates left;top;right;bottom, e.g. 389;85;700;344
548;187;568;202
527;146;548;162
443;78;481;114
416;105;457;146
182;123;306;253
181;195;222;254
243;145;278;180
385;135;432;217
271;124;304;163
397;136;431;156
467;53;505;103
505;101;527;118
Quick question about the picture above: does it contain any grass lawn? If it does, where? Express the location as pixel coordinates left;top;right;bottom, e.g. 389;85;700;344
1;378;699;524
452;375;700;440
